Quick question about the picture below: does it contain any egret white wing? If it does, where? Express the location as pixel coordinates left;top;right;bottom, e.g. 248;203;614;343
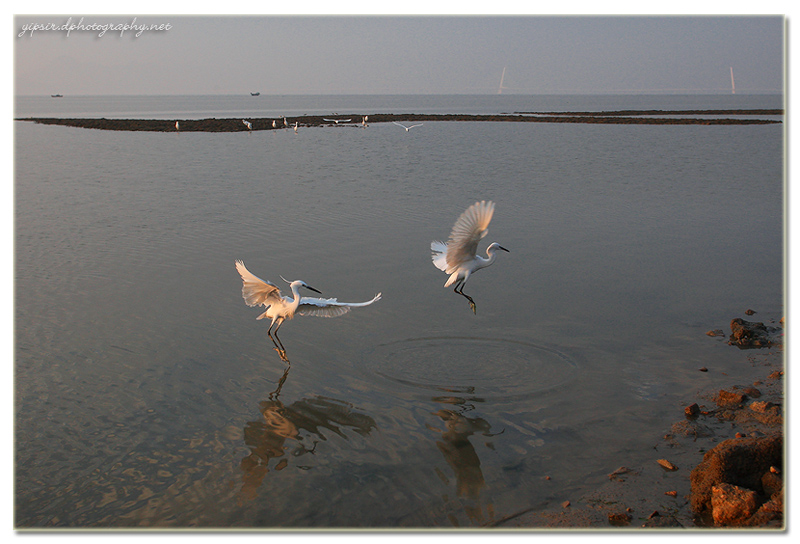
235;260;282;307
296;293;382;318
430;240;449;271
445;200;495;272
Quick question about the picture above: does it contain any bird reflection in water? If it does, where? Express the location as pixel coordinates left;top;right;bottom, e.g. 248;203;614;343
238;370;377;503
428;394;502;526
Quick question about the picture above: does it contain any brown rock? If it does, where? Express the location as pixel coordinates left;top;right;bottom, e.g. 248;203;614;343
607;512;631;526
608;466;633;480
749;400;775;413
738;386;762;398
689;433;782;514
745;494;783;527
685;403;700;418
714;389;747;407
711;483;759;526
728;318;776;349
657;459;678;471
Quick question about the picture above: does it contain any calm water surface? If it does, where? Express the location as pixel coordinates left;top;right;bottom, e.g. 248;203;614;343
14;94;784;527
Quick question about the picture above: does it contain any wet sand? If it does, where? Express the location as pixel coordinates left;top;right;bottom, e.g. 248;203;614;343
492;330;785;530
15;110;782;132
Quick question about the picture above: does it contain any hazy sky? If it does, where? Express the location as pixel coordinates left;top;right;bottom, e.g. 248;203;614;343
13;14;785;95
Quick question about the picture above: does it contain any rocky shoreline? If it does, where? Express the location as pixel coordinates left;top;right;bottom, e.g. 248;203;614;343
15;110;782;132
493;314;785;530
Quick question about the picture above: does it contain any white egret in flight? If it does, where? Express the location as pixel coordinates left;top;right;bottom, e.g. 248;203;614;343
235;260;382;354
430;201;509;313
393;121;423;131
323;118;351;124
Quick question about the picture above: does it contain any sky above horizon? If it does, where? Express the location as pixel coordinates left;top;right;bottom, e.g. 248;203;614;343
13;14;785;96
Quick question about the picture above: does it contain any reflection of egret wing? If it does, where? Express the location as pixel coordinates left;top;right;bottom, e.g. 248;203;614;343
445;201;494;272
235;260;282;306
297;293;382;317
430;240;449;271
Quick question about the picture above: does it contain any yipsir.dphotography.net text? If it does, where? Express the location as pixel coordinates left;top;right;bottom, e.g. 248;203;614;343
17;16;172;38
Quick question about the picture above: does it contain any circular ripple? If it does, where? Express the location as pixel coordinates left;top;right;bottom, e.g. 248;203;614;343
365;336;579;401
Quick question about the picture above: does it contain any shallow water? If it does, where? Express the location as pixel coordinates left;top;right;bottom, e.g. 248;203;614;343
14;94;784;527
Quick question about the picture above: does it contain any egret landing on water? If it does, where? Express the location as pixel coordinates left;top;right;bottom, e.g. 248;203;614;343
431;200;509;314
235;260;382;357
393;121;423;131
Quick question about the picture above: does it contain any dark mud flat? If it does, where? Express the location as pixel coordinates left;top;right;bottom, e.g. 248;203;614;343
517;109;784;117
16;110;782;132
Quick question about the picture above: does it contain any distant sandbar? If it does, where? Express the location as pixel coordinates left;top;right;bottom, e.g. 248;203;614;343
16;110;782;132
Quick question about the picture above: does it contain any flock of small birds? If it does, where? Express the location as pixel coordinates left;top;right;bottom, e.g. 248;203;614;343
174;115;423;134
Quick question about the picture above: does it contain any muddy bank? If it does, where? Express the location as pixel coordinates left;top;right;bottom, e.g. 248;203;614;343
493;313;785;530
15;110;782;132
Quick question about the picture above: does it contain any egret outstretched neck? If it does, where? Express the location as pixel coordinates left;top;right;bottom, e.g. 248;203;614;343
287;282;303;312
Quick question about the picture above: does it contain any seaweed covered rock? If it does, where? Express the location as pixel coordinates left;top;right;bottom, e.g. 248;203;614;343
728;318;780;349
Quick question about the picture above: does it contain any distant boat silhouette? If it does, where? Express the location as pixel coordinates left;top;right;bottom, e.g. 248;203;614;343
250;92;260;96
51;94;63;98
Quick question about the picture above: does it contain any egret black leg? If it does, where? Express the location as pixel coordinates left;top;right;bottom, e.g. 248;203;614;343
268;320;288;360
453;280;477;314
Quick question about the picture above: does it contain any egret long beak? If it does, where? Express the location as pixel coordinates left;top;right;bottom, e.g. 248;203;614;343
499;246;510;252
305;285;322;294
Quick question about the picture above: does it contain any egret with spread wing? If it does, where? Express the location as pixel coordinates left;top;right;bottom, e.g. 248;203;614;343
431;201;509;313
235;260;382;355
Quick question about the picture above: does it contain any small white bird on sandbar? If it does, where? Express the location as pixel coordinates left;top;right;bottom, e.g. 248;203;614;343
235;260;382;354
430;200;509;314
175;121;180;131
242;119;252;130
